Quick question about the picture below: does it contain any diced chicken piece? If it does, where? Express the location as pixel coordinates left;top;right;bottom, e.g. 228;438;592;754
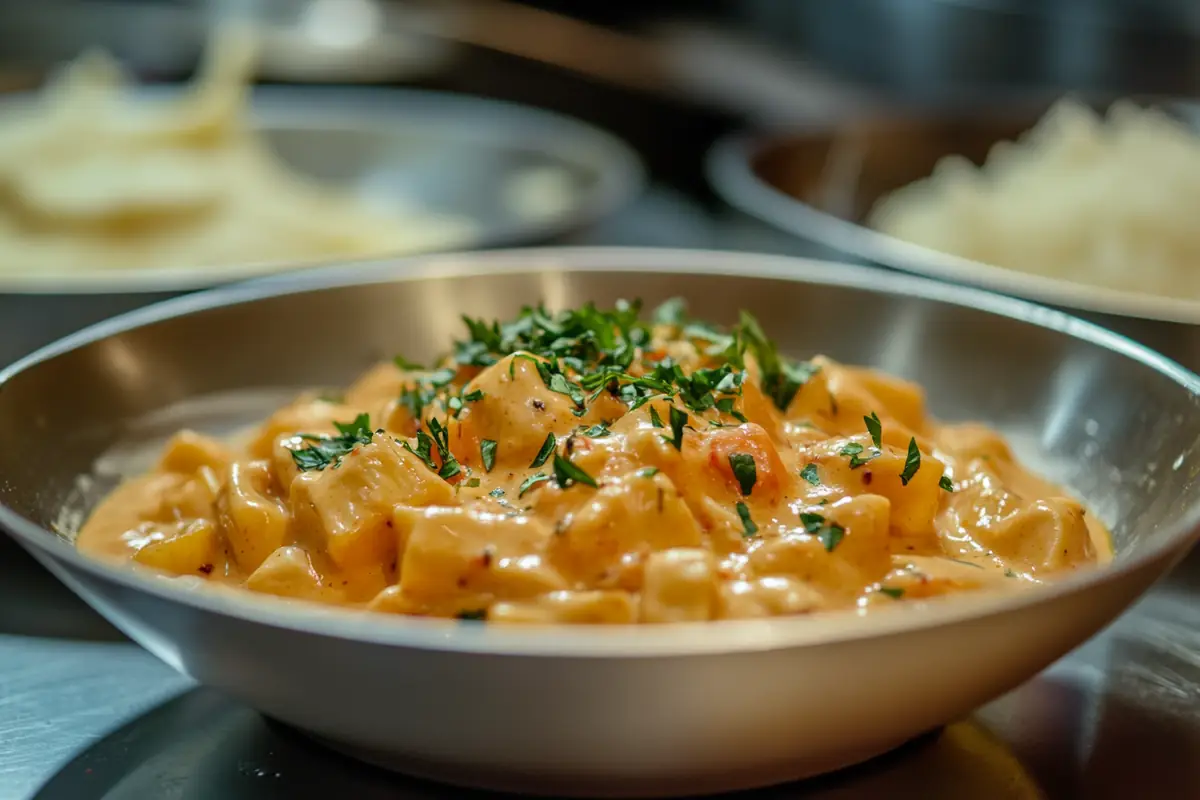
640;548;719;623
247;398;365;459
157;430;234;474
749;494;893;599
244;546;334;602
719;576;825;619
397;505;565;602
133;518;219;576
217;460;289;573
490;590;638;624
290;436;456;571
543;470;704;586
803;434;945;544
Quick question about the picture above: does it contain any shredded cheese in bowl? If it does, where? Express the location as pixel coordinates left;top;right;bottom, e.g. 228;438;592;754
0;28;474;279
870;98;1200;301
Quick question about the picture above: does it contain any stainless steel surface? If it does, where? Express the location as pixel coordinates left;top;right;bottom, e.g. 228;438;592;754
705;112;1200;368
739;0;1200;102
7;560;1200;799
1;247;1198;796
0;85;643;366
0;0;459;84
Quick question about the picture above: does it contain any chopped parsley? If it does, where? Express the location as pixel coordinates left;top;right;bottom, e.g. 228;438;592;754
663;406;688;451
728;453;757;495
518;472;551;497
480;439;498;472
466;477;481;488
578;422;611;438
900;437;921;485
552;453;599;489
799;511;845;552
489;487;505;498
291;414;374;472
735;501;758;537
737;311;820;411
714;396;748;423
799;463;820;485
652;297;687;326
839;441;879;469
939;474;955;492
878;587;905;599
865;412;882;449
426;418;461;480
393;355;425;371
530;433;556;468
649;405;664;428
402;430;437;471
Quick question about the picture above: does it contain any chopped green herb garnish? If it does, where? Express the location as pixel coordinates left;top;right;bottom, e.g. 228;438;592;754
839;441;880;469
636;467;659;479
393;355;425;371
480;439;498;472
737;310;820;411
489;487;505;498
462;389;484;402
291;414;374;472
865;412;882;449
728;453;757;496
878;587;905;599
652;297;687;326
518;472;551;497
800;463;820;485
402;430;437;471
456;609;487;621
939;474;954;492
530;433;556;468
900;437;921;485
799;511;845;552
422;418;461;480
552;453;599;489
578;422;611;438
735;501;758;537
663;406;688;451
649;405;664;428
466;477;481;488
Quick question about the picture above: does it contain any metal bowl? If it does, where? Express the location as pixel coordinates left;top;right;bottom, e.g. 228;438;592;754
0;85;643;364
2;247;1198;797
706;109;1200;367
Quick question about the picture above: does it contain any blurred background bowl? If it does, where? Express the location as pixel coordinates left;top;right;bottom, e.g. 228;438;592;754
0;84;643;366
706;104;1200;370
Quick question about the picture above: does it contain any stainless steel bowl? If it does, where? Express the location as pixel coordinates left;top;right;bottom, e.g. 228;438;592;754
0;86;643;365
706;109;1200;369
2;247;1198;797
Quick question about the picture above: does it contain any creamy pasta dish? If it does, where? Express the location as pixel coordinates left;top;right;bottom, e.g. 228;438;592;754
77;300;1110;624
0;29;472;278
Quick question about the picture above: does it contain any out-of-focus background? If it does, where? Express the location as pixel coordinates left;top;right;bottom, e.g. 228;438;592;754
5;2;1200;799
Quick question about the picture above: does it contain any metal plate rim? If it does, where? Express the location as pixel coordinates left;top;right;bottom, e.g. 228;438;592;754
706;127;1200;325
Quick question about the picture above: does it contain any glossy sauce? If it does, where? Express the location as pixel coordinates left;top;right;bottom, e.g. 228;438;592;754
77;305;1111;624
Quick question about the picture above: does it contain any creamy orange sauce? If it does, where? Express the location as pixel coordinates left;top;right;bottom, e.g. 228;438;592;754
76;301;1111;624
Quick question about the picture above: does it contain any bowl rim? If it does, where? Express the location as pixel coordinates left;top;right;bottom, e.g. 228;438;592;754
0;84;644;295
706;123;1200;325
3;246;1199;658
